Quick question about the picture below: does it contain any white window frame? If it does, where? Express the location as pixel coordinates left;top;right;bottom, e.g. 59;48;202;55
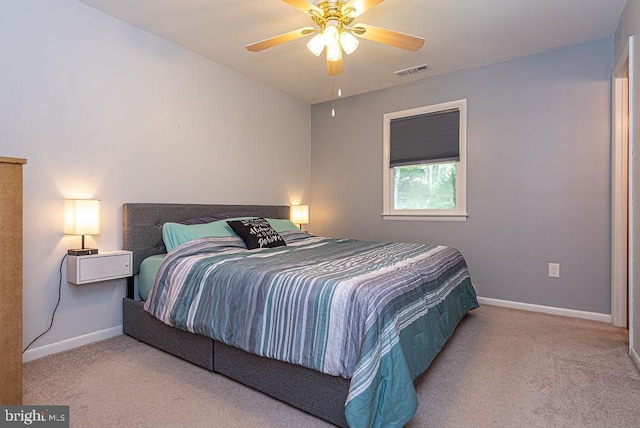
382;99;467;221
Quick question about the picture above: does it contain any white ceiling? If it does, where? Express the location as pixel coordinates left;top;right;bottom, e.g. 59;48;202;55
77;0;627;104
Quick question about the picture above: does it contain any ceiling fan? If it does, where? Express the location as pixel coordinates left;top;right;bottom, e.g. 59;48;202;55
246;0;425;76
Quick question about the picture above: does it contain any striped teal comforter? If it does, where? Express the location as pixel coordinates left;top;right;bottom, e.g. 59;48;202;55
145;231;478;427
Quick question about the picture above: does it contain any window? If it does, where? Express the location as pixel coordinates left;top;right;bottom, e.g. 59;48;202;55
383;99;467;221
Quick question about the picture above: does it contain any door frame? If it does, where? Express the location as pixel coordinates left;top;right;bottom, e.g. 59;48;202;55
612;38;630;328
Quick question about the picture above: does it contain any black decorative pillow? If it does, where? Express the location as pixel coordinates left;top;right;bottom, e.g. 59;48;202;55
227;218;286;250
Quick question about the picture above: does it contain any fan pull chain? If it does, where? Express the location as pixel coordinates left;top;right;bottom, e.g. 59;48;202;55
331;77;336;117
331;77;343;117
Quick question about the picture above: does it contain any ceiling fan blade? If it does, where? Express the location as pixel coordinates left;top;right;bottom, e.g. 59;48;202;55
246;27;316;52
352;24;424;51
327;59;344;76
342;0;384;18
282;0;323;16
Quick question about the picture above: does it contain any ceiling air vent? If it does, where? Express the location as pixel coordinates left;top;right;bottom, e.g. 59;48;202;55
394;64;431;77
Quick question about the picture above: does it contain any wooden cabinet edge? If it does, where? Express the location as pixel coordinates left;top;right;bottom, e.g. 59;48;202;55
0;156;25;405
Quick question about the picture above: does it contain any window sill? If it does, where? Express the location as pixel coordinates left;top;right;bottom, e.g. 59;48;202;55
382;213;468;222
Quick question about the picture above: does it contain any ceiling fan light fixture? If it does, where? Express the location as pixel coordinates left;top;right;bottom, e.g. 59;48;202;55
307;33;325;56
339;31;359;55
247;0;425;77
322;24;339;45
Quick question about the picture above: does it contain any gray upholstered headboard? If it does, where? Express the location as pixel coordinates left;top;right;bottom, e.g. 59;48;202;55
123;203;291;275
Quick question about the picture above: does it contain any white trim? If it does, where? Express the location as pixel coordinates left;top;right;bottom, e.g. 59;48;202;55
22;325;123;363
382;99;467;220
629;36;636;359
611;40;630;328
631;344;640;372
477;296;611;323
382;214;467;222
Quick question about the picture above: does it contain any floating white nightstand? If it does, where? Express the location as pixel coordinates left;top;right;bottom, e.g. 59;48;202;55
67;250;133;285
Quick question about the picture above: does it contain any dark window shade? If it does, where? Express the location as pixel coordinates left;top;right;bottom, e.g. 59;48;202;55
390;109;460;167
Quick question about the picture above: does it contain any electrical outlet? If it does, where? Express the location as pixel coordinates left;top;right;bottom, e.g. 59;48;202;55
548;263;560;278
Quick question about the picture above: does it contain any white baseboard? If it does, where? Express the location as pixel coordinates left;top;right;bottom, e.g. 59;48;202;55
19;298;614;362
631;345;640;372
477;297;612;323
23;325;123;363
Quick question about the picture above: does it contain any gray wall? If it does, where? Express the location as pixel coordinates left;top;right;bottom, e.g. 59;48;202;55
615;0;640;361
311;37;613;314
1;0;311;353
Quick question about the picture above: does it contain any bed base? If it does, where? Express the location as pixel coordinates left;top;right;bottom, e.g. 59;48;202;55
123;297;214;370
122;203;351;427
123;298;349;427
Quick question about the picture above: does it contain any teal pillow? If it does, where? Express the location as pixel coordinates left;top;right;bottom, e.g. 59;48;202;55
266;218;300;232
162;217;301;251
162;217;254;251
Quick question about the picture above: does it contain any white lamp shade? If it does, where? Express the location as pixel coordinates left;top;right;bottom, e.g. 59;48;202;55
339;31;359;55
322;25;342;62
290;205;309;225
65;199;101;235
307;33;325;56
322;25;339;46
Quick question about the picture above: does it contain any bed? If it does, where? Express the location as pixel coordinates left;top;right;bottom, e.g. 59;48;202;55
122;203;478;428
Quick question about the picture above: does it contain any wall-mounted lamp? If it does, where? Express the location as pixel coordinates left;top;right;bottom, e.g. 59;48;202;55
290;205;309;229
64;199;101;255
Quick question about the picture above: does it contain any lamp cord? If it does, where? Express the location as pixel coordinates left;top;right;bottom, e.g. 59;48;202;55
22;254;66;353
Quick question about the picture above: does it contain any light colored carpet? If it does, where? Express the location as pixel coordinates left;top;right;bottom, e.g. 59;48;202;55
24;305;640;427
